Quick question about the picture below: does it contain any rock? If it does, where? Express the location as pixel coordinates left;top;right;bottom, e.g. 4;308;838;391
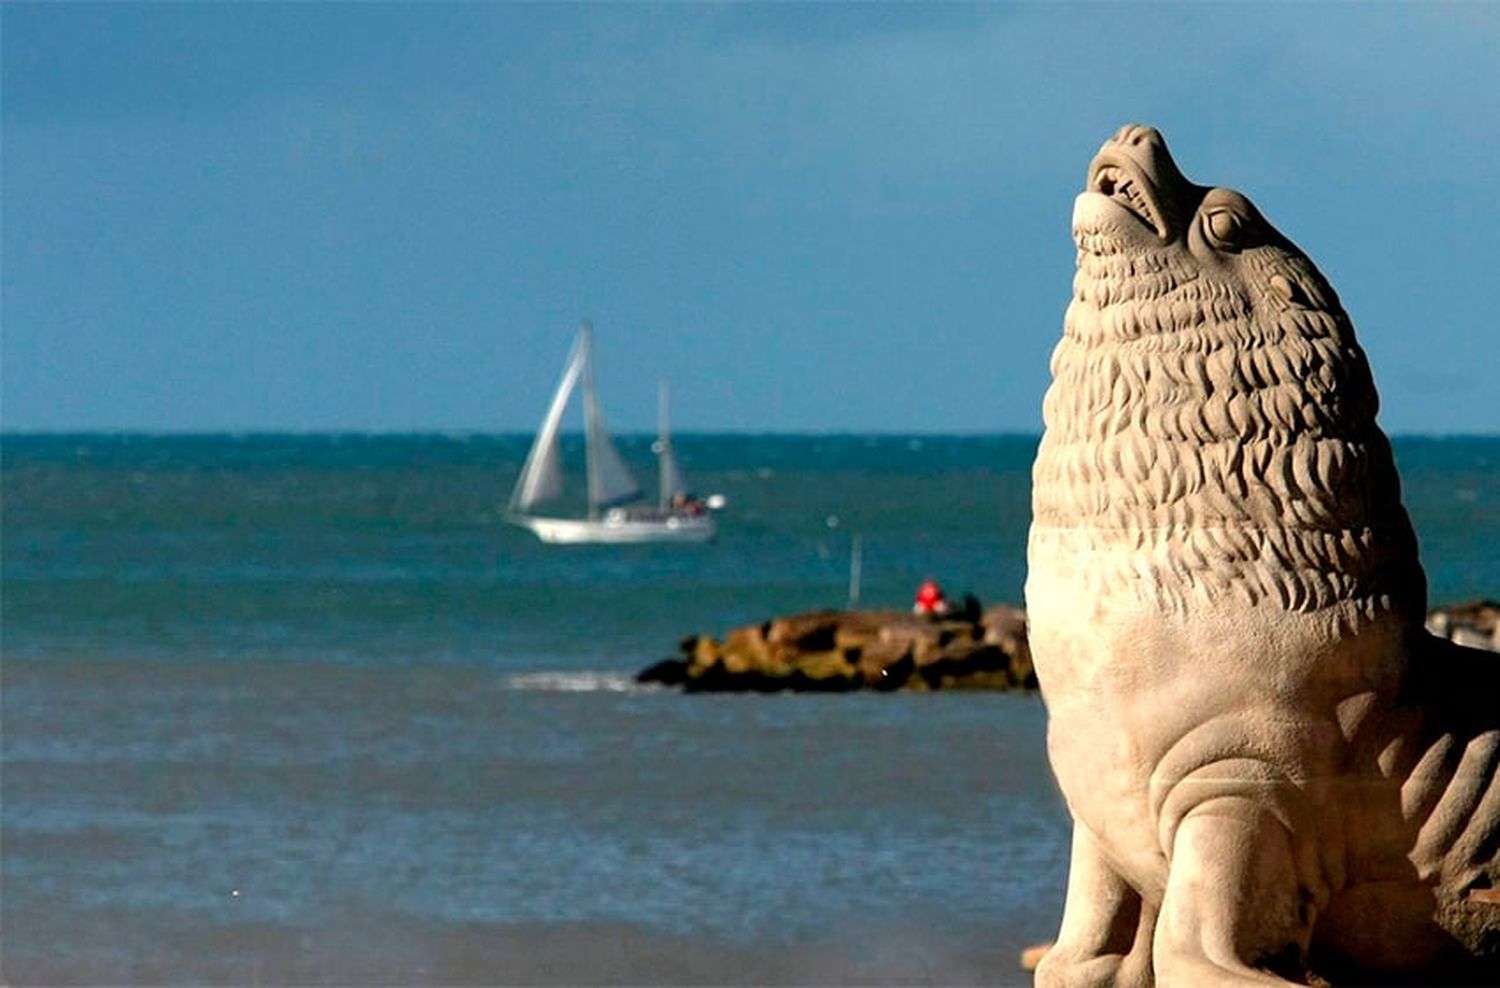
1019;942;1053;972
982;604;1035;688
1428;599;1500;653
855;635;914;689
720;624;775;676
915;640;1013;691
635;657;688;686
655;604;1034;693
766;611;841;651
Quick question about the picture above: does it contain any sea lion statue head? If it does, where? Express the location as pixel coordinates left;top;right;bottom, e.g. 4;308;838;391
1037;123;1425;627
1074;123;1335;316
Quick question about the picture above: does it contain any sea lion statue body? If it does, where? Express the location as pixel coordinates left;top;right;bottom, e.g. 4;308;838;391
1026;125;1500;986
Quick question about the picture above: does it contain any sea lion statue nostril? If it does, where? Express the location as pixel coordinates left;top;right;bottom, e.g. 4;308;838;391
1028;125;1500;986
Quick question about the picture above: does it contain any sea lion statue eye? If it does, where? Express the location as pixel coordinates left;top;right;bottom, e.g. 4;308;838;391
1195;188;1260;253
1203;207;1245;250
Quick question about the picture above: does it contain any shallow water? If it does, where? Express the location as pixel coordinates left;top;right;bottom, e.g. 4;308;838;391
3;658;1066;984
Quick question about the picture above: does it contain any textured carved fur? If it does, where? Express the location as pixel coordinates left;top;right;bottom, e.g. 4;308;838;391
1027;125;1499;986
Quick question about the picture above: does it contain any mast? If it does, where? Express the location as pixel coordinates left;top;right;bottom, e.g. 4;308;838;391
581;321;602;520
579;320;642;518
657;378;691;511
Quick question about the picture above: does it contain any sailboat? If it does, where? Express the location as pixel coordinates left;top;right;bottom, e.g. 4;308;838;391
507;322;717;544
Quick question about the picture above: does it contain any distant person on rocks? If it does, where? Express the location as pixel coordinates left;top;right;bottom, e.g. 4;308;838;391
955;592;983;623
913;579;949;617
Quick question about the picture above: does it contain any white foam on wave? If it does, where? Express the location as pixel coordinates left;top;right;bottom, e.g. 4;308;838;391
507;671;649;693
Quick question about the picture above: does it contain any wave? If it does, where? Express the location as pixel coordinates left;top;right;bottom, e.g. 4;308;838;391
507;670;650;693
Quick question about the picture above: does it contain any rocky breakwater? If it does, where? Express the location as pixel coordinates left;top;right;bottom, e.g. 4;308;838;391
637;605;1035;693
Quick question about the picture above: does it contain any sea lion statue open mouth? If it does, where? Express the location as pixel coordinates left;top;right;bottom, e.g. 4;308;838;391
1026;125;1499;986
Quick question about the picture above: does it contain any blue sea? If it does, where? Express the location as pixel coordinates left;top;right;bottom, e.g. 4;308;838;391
3;434;1497;985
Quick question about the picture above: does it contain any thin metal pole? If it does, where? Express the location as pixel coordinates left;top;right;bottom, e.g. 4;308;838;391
847;534;863;610
658;379;670;511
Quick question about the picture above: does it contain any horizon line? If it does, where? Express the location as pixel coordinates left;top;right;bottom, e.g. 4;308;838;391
4;428;1498;441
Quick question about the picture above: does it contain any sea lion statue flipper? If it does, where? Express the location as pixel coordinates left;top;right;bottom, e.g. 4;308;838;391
1039;810;1309;988
1036;824;1155;987
1154;800;1309;985
1027;125;1499;986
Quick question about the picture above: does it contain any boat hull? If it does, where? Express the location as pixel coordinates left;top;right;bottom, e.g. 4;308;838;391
511;513;715;545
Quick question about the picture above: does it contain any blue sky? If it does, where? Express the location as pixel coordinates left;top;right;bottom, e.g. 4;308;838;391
3;3;1497;434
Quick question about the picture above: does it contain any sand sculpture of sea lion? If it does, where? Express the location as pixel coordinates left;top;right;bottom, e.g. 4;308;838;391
1026;125;1500;986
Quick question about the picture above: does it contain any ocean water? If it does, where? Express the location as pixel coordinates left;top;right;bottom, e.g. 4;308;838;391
3;434;1497;985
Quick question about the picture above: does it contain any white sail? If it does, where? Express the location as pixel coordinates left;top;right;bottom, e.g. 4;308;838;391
509;333;586;514
507;321;716;545
657;379;689;510
581;325;641;514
